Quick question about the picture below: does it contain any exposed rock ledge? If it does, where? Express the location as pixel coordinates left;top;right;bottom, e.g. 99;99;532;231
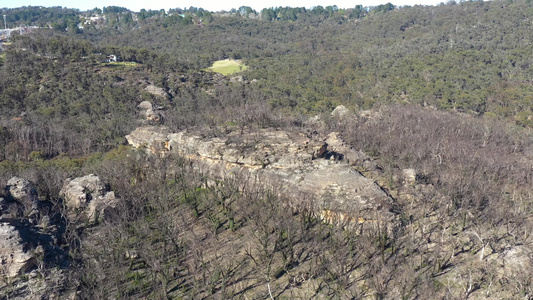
126;126;397;231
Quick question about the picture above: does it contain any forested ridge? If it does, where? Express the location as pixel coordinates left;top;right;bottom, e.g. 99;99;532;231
84;1;533;115
1;1;533;299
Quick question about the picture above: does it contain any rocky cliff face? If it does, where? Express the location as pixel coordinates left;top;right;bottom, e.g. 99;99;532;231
0;174;115;298
126;126;398;231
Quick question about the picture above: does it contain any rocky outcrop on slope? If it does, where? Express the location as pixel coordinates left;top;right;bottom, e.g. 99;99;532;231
125;126;172;156
4;177;39;216
0;222;36;278
0;218;69;299
0;178;68;277
323;131;378;170
126;126;398;231
60;174;118;225
144;84;169;99
0;174;110;298
330;104;351;120
137;100;163;124
6;177;38;205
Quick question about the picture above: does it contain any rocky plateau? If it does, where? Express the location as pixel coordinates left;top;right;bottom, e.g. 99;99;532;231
126;121;399;232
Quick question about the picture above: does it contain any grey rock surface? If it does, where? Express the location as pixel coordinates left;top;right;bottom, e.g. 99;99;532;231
60;174;117;224
0;222;35;278
137;100;153;111
6;177;38;208
137;100;162;124
144;84;168;98
3;177;41;218
126;127;397;231
331;105;351;119
126;126;172;156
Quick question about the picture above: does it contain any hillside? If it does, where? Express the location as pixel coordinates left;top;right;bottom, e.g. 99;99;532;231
1;2;533;299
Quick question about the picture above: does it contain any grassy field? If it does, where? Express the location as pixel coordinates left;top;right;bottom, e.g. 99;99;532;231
102;61;138;67
206;59;248;76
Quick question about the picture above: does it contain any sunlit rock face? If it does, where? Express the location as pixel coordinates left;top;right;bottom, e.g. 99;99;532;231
60;174;118;225
0;222;36;278
126;126;398;232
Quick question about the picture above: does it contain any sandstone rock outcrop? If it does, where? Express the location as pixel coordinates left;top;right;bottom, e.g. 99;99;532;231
6;178;38;203
60;174;118;224
137;101;163;124
0;218;69;299
324;132;375;168
402;168;417;185
0;218;66;281
2;177;41;218
0;222;36;278
331;105;351;119
6;177;39;210
126;127;398;231
0;177;74;298
137;100;153;111
126;126;172;156
501;245;533;274
230;75;244;83
144;84;169;99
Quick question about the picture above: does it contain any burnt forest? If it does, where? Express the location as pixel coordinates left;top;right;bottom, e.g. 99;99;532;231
1;2;533;299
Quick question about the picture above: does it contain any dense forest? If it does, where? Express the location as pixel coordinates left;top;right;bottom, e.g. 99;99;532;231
1;1;533;298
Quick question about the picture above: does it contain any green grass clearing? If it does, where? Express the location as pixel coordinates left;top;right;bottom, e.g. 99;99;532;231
102;61;139;67
205;59;248;76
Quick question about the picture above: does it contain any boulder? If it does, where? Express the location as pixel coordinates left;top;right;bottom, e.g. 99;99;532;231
331;105;350;119
0;222;36;277
137;100;153;111
144;84;168;98
305;115;326;132
145;110;162;123
4;177;39;217
6;177;38;206
60;174;104;210
501;245;533;273
137;101;163;124
60;174;118;224
402;169;417;185
230;75;244;83
359;109;382;120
